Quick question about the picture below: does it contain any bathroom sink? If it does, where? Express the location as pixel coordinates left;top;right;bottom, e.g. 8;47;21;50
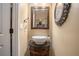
32;36;50;39
31;36;50;44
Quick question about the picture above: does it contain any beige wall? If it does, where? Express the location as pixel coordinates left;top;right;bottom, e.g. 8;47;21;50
18;4;29;56
28;4;53;55
52;3;79;56
28;4;52;40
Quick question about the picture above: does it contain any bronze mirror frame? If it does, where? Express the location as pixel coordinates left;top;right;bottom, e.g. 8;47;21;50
54;3;71;26
31;6;49;29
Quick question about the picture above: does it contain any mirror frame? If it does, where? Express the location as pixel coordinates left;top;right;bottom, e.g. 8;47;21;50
31;6;49;29
54;3;71;26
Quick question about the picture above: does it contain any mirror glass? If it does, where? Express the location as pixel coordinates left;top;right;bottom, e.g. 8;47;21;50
55;4;64;22
31;7;49;29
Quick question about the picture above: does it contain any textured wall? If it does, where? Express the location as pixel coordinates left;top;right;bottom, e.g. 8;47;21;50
18;4;29;56
52;3;79;56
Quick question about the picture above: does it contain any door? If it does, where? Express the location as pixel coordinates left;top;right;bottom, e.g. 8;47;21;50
0;3;11;56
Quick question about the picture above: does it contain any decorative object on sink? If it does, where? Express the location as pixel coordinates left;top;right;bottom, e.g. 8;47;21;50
54;3;71;26
31;6;49;29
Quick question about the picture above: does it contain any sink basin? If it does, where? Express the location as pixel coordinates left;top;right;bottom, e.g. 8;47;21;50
31;36;50;44
32;36;50;39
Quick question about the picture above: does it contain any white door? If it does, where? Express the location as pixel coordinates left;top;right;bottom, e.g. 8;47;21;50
0;3;11;56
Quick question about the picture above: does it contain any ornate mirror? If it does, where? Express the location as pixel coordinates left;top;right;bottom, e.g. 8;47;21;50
54;3;71;26
31;7;49;29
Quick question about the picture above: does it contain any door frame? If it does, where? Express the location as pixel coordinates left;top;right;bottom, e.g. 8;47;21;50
12;3;19;56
